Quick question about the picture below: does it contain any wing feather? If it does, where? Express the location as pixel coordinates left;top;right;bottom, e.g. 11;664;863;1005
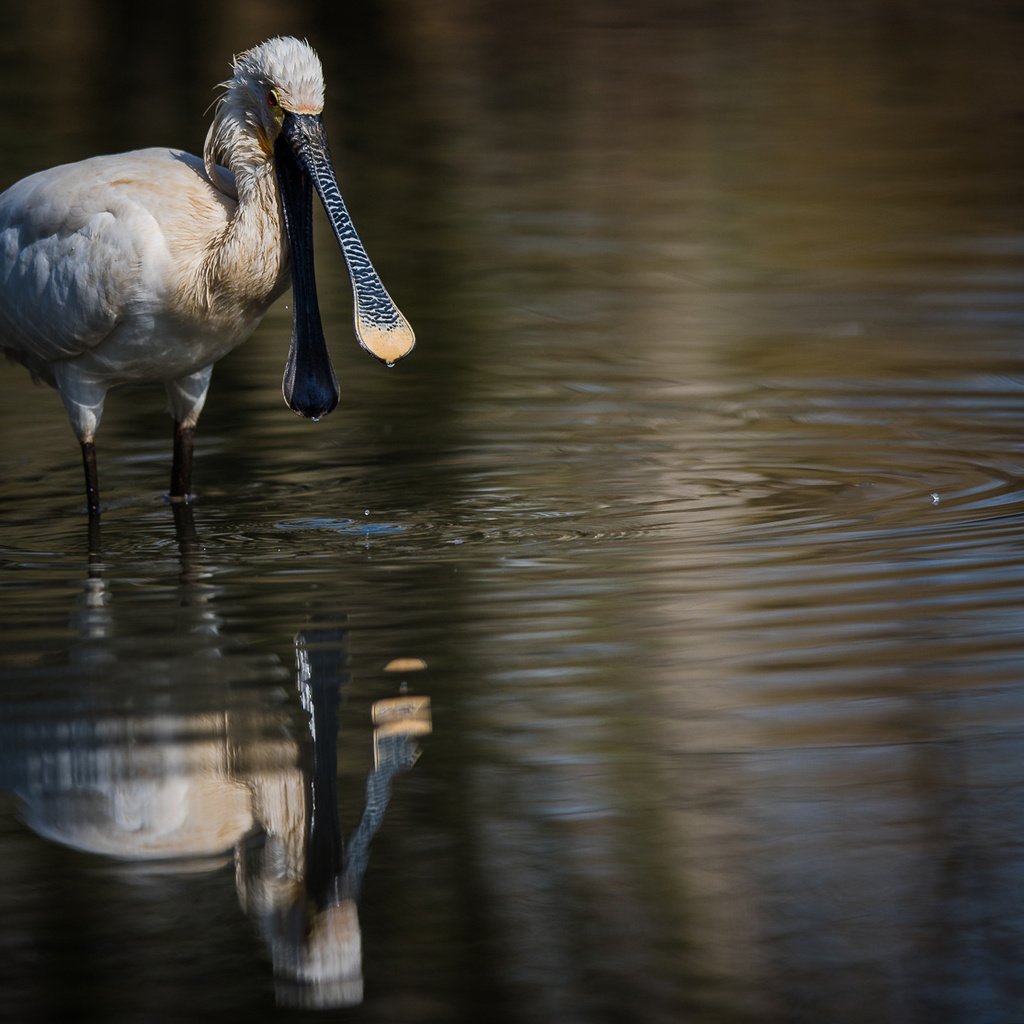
0;166;140;363
0;149;233;370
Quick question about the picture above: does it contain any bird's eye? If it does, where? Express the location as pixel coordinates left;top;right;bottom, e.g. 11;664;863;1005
267;90;280;107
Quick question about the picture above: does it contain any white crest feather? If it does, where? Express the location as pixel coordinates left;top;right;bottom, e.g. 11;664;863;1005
204;37;326;187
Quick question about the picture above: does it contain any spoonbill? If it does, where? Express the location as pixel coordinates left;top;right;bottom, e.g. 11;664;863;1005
0;36;414;515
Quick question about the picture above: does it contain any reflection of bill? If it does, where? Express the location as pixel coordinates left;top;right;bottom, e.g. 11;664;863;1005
374;695;433;769
249;634;432;1009
9;626;431;1010
270;693;434;1008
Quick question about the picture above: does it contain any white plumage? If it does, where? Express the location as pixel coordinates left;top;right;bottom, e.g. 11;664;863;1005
0;36;414;514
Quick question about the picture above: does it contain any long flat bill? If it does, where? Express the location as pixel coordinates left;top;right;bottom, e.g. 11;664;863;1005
282;113;416;366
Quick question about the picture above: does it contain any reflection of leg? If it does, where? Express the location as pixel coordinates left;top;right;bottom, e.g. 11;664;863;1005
340;696;431;901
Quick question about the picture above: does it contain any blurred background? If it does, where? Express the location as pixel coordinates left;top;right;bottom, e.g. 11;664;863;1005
0;1;1023;1022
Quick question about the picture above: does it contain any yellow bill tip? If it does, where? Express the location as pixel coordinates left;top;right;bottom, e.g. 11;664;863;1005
356;316;416;365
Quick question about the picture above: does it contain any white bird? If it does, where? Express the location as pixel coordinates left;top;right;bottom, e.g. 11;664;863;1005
0;36;414;515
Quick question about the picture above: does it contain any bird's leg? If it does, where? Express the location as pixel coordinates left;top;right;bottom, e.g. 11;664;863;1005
170;422;195;502
165;369;211;503
81;440;101;516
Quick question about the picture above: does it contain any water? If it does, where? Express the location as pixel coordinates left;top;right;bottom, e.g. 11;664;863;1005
2;3;1023;1021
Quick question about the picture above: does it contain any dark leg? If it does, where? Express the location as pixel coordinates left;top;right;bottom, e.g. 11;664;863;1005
81;440;100;516
170;422;195;502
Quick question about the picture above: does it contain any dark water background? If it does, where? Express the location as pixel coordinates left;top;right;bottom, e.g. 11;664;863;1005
1;2;1023;1021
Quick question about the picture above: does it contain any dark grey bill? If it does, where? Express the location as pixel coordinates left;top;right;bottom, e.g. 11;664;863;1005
274;128;339;420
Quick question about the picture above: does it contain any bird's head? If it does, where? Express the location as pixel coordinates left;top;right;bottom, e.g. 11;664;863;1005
230;36;325;155
206;37;414;420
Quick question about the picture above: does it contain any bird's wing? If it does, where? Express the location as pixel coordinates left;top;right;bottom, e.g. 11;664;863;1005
0;155;163;363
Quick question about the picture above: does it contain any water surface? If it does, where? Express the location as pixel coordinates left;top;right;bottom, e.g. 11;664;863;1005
1;3;1023;1022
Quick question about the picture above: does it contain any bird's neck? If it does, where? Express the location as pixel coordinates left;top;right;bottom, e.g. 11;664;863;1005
220;159;288;298
202;110;289;318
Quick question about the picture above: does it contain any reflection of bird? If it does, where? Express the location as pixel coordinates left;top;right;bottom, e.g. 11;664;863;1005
2;613;432;1009
0;36;414;515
